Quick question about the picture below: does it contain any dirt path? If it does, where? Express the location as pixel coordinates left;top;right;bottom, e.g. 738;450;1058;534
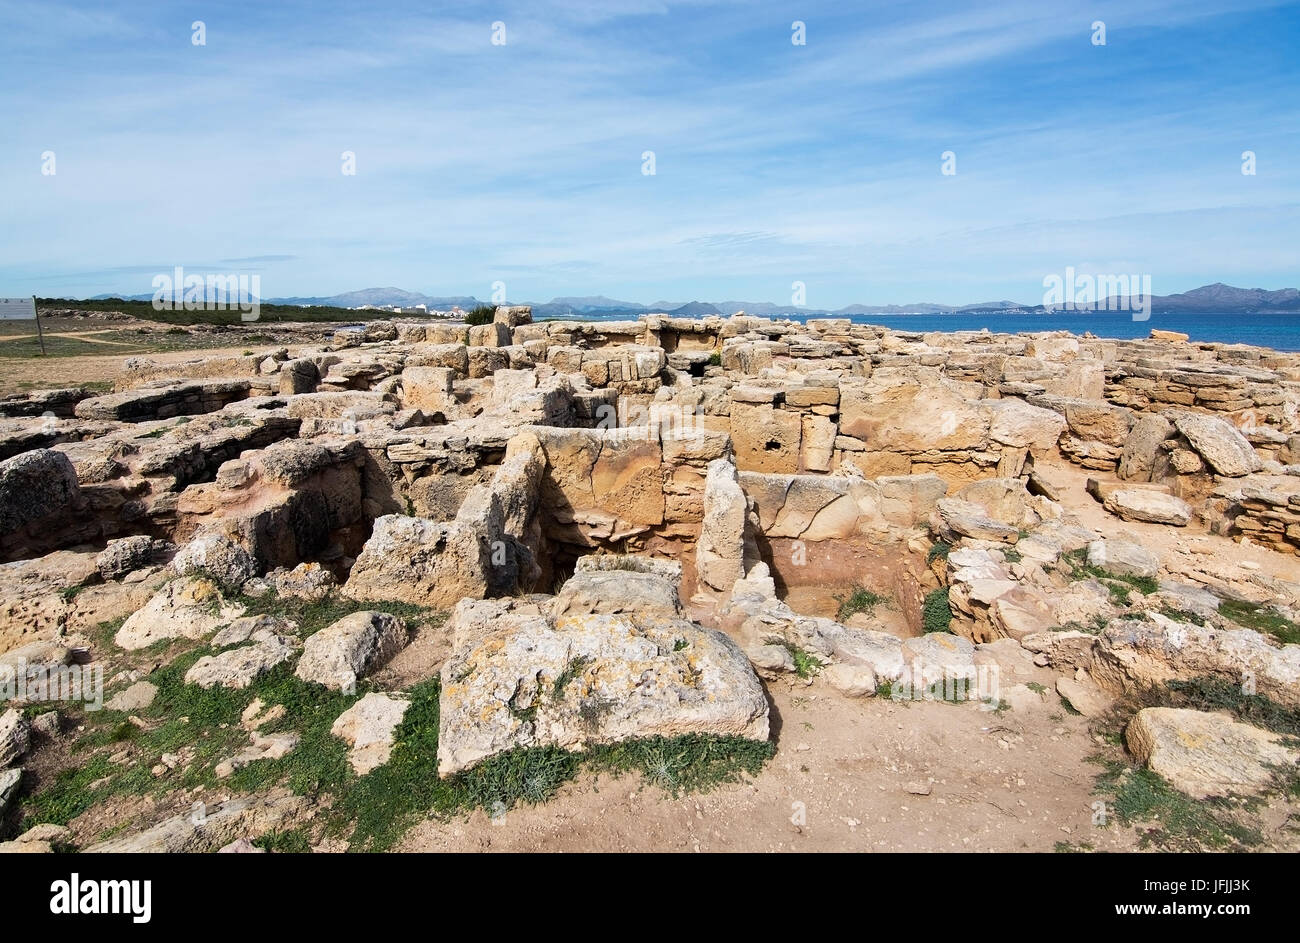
0;329;134;346
399;680;1140;853
0;344;293;395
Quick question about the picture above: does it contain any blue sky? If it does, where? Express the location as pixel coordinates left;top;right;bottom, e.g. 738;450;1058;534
1;0;1296;308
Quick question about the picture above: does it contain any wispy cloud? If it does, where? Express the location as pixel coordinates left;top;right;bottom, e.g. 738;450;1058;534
0;0;1295;306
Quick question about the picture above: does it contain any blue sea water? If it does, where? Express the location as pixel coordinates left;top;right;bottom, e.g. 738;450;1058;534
571;309;1300;352
776;310;1300;352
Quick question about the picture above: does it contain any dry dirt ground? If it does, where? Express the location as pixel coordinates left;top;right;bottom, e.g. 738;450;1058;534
400;680;1141;853
0;343;298;395
0;317;309;394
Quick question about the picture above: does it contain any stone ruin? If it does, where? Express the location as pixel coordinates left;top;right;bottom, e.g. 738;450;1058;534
3;303;1300;847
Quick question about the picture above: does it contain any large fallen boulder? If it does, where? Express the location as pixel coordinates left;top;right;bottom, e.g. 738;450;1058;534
170;533;257;591
1172;413;1262;477
1026;614;1300;709
1126;707;1298;798
96;535;172;580
552;556;684;620
932;498;1020;542
1103;489;1192;526
185;623;300;689
0;449;88;562
436;592;769;777
1118;414;1173;481
1086;537;1160;578
343;515;493;608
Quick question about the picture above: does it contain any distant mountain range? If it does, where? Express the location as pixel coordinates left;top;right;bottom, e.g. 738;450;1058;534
87;282;1300;317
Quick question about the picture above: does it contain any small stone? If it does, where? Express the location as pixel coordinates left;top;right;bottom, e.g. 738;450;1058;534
105;680;158;712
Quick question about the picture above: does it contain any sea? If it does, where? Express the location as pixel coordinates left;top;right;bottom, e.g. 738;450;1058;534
573;309;1300;352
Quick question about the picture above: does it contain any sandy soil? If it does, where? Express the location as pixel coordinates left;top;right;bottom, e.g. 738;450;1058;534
400;678;1141;853
0;344;296;395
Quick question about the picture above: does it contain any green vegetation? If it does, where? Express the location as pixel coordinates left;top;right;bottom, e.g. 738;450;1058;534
1053;840;1095;853
926;540;951;565
23;598;776;852
922;587;952;634
1156;605;1206;626
254;829;314;853
1081;676;1300;852
36;297;379;326
835;586;888;622
1061;548;1158;606
1217;598;1300;645
1093;761;1263;851
1164;677;1300;738
464;305;496;326
136;417;192;439
551;656;591;698
1002;547;1022;564
780;642;824;679
707;351;722;367
232;592;437;641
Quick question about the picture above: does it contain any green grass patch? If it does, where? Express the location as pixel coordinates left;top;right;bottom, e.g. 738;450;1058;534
233;592;439;640
254;828;313;853
1164;677;1300;738
1218;598;1300;645
926;540;951;565
1093;761;1263;851
922;587;952;634
780;642;824;679
1156;605;1206;626
835;586;888;622
1061;548;1158;607
552;656;591;698
1054;840;1095;853
136;418;192;439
